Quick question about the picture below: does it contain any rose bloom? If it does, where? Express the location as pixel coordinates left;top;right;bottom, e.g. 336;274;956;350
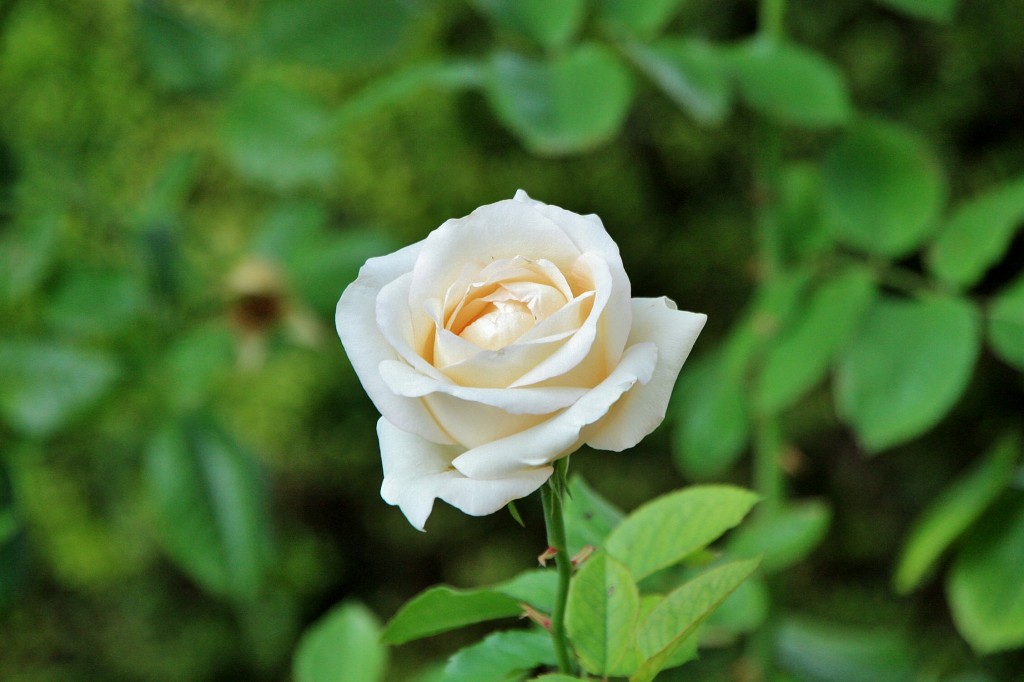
336;191;705;530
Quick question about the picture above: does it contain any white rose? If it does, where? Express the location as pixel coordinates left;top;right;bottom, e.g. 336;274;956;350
336;191;706;530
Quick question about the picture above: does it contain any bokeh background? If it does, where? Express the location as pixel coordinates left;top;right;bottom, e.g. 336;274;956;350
1;0;1023;680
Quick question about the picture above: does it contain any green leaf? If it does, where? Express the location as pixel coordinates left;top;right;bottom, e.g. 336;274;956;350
45;269;147;339
528;676;588;682
145;416;273;601
928;177;1024;288
948;494;1024;653
293;601;386;682
381;585;521;644
162;326;234;412
672;351;751;479
728;500;832;573
729;38;851;128
598;0;687;37
566;552;640;676
631;558;761;682
563;476;624;554
220;82;336;190
776;617;917;682
835;295;980;452
777;163;833;263
823;119;947;257
0;208;60;302
605;486;759;581
756;268;876;414
471;0;586;49
136;0;234;93
444;629;557;682
257;0;414;69
495;569;558;613
0;341;119;437
624;38;732;125
874;0;958;22
895;434;1019;594
989;274;1024;370
704;574;770;638
0;461;27;608
485;45;634;156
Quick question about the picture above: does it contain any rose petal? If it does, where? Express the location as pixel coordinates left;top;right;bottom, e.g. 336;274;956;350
376;272;449;381
337;245;454;444
378;418;553;531
584;298;706;451
450;341;659;479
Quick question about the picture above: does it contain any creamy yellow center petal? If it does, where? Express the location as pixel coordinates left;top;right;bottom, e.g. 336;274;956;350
458;281;566;350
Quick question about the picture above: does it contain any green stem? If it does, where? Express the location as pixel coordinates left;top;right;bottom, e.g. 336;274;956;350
759;0;786;40
753;416;785;519
540;460;573;674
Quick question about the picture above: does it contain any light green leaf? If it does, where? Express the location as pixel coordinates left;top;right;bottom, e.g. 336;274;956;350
776;617;917;682
0;209;60;302
566;552;640;676
729;38;851;128
598;0;687;37
988;273;1024;370
614;594;699;674
756;268;877;414
381;585;521;644
625;38;731;125
605;486;759;581
823;119;947;257
293;601;386;682
563;476;624;554
948;494;1024;653
444;629;556;682
0;341;119;437
485;45;634;156
471;0;586;49
220;82;336;190
895;434;1019;594
257;0;414;69
928;176;1024;287
631;559;761;682
728;500;832;573
528;676;588;681
874;0;958;22
145;417;273;601
45;269;147;338
495;569;558;613
834;295;980;452
136;0;234;92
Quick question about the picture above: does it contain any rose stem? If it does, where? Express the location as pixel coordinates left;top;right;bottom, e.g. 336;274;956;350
540;458;574;674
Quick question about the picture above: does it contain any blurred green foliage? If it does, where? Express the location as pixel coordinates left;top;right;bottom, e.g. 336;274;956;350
1;0;1023;680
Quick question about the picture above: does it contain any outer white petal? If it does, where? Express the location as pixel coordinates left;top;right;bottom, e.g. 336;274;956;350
584;297;706;451
336;244;454;444
378;418;553;531
450;342;659;479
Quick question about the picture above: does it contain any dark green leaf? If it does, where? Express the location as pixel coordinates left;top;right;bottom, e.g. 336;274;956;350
776;617;917;682
874;0;958;22
948;494;1024;653
598;0;687;37
563;476;624;554
605;486;759;581
823;119;947;257
220;82;336;190
728;500;832;573
834;295;980;452
989;274;1024;370
0;208;60;303
136;0;234;92
145;417;273;601
0;461;27;608
756;268;876;414
485;45;634;156
704;574;769;638
471;0;585;49
895;434;1019;593
0;341;119;437
928;176;1024;287
777;163;832;262
381;585;521;644
729;38;851;128
293;601;386;682
566;552;640;675
257;0;414;69
625;38;732;125
444;629;556;682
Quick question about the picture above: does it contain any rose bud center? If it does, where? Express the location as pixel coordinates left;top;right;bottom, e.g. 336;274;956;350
457;280;567;350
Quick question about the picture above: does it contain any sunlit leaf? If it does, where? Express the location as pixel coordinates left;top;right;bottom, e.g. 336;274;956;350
729;38;851;128
776;617;917;682
625;38;732;125
874;0;958;22
293;601;386;682
605;486;758;581
728;500;832;573
823;119;947;257
445;629;556;682
563;476;624;554
566;552;640;675
948;494;1024;653
834;295;980;452
471;0;585;49
598;0;687;37
136;0;234;92
485;45;634;156
988;273;1024;370
895;434;1019;594
381;585;521;644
